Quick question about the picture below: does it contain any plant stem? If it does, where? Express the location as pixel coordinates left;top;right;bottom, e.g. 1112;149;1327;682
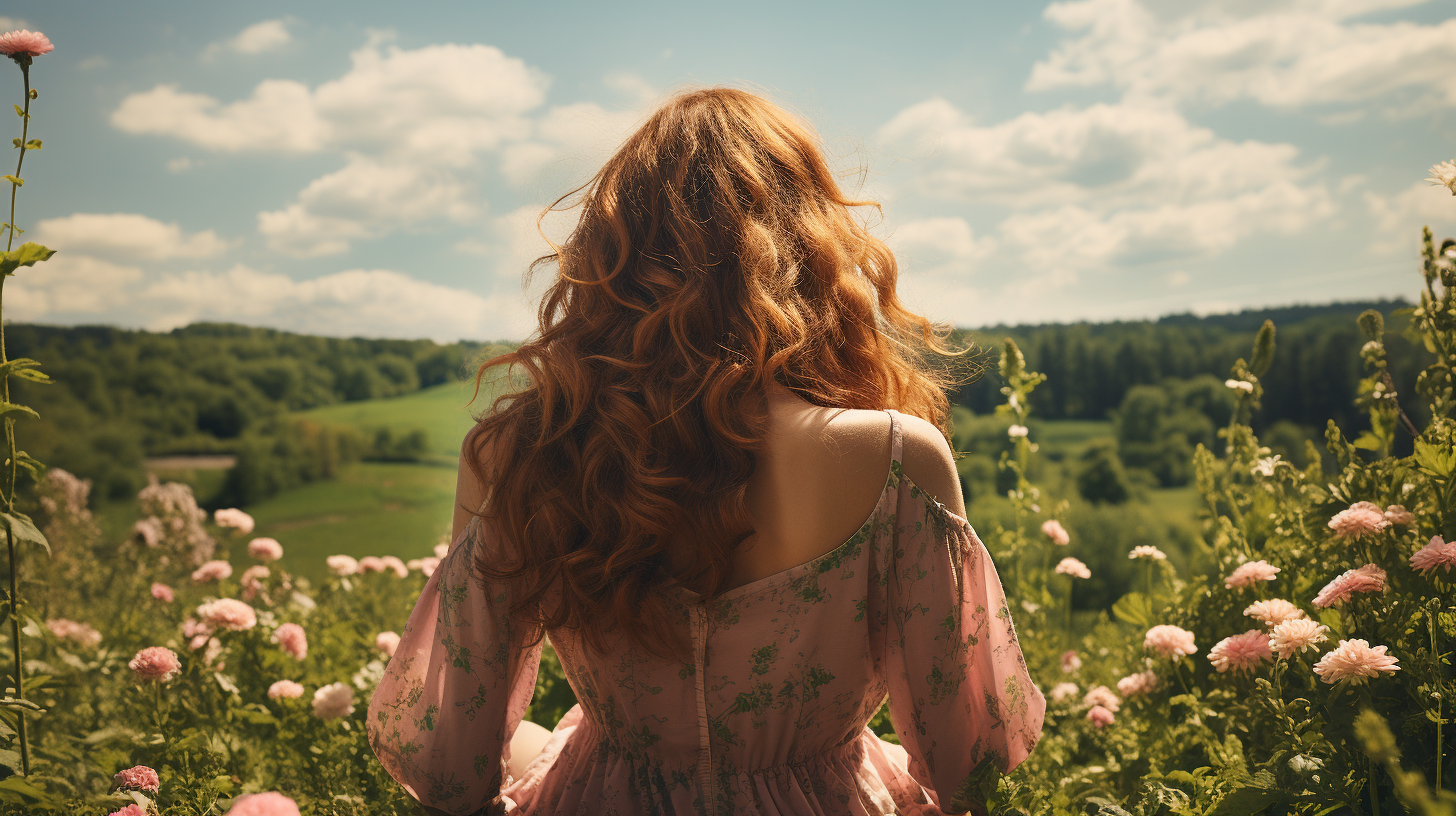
1433;607;1444;791
7;62;31;253
0;61;25;778
1371;753;1381;816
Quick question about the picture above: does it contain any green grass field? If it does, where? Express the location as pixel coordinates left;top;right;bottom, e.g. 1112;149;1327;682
295;378;491;460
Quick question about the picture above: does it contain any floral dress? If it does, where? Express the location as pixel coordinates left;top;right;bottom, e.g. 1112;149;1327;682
368;409;1046;816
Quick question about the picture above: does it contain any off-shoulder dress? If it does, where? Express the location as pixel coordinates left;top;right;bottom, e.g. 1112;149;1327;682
368;408;1046;816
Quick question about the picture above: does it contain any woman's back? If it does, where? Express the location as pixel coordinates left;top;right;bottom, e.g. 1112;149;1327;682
368;407;1045;816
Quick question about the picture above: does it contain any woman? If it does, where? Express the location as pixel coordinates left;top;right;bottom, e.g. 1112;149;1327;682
367;87;1045;816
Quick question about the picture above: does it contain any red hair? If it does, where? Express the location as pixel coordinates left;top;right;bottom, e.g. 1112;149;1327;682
463;86;976;664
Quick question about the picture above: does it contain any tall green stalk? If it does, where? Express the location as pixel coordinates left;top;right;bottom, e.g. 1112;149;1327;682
2;56;31;779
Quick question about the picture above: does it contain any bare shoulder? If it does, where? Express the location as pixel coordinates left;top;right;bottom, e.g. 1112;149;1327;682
895;412;967;521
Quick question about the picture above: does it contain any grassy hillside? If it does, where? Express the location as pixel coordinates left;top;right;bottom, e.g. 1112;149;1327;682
295;378;487;462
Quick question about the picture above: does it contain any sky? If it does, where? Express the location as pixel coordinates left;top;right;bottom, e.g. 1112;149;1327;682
3;0;1455;344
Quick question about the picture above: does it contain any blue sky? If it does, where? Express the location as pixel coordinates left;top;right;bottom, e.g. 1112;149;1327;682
4;1;1455;343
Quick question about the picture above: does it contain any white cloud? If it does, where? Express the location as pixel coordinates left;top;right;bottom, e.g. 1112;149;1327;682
884;216;995;279
111;81;326;153
204;19;292;59
498;101;645;188
31;213;228;260
1028;0;1456;110
1366;182;1456;253
0;18;29;32
8;260;523;343
230;20;291;55
877;98;1332;277
258;155;477;256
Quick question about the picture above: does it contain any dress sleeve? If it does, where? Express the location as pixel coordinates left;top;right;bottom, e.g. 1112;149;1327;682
883;498;1045;816
367;514;544;816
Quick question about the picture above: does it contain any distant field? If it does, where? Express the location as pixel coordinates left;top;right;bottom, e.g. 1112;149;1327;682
1031;419;1115;458
294;378;492;460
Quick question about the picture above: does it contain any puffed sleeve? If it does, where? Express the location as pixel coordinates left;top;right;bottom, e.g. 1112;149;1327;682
883;496;1045;816
367;514;544;816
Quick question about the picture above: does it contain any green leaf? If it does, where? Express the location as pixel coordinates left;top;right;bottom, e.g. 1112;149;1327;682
0;775;49;805
11;106;21;118
0;403;38;423
1414;439;1456;478
21;140;38;151
1250;320;1276;377
1352;432;1382;451
0;243;55;277
0;697;43;714
1319;607;1346;640
1;176;19;187
0;514;44;557
1207;776;1281;816
11;452;41;481
1111;591;1155;628
0;359;48;385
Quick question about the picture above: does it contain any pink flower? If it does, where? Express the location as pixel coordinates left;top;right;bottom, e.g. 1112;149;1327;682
182;617;211;639
1145;624;1198;659
133;517;162;547
1083;685;1120;712
312;682;355;719
1384;505;1415;526
1224;559;1280;589
357;556;386;574
150;582;175;603
1116;670;1158;696
274;623;307;660
129;646;181;682
434;542;449;559
1060;649;1082;674
45;618;101;648
380;555;409;578
1411;535;1456;574
268;680;304;700
1055;557;1090;579
1041;519;1070;546
1208;629;1273;674
0;30;54;59
326;554;359;576
1269;618;1330;660
1311;563;1387;608
191;559;233;583
1312;638;1401;685
247;537;283;561
240;565;270;601
1086;705;1115;727
214;508;255;534
196;598;257;631
375;631;400;657
111;765;160;794
1328;501;1391;540
225;791;301;816
1049;682;1079;702
108;806;146;816
1243;598;1305;628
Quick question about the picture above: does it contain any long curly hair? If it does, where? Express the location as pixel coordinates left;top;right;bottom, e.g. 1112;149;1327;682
462;86;978;664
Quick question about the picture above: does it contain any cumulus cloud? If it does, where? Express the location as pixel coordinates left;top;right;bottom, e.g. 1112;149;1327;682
31;213;229;260
8;259;522;343
1366;181;1456;253
258;155;478;256
884;216;996;278
1028;0;1456;110
111;81;327;153
205;19;292;58
877;98;1332;276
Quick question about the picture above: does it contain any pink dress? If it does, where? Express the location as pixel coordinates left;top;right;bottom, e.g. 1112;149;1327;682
368;409;1046;816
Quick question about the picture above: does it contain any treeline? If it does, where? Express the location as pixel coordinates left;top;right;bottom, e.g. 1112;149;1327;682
948;298;1424;435
6;322;512;503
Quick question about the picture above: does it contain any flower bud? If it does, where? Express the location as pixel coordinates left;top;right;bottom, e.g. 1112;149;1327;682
28;89;37;100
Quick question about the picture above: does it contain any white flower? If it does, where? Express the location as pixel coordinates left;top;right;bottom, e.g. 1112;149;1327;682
1251;455;1282;477
1008;393;1020;411
1428;160;1456;195
1008;425;1029;438
1021;599;1041;614
1225;379;1254;394
1128;545;1166;561
312;682;356;719
351;659;387;691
